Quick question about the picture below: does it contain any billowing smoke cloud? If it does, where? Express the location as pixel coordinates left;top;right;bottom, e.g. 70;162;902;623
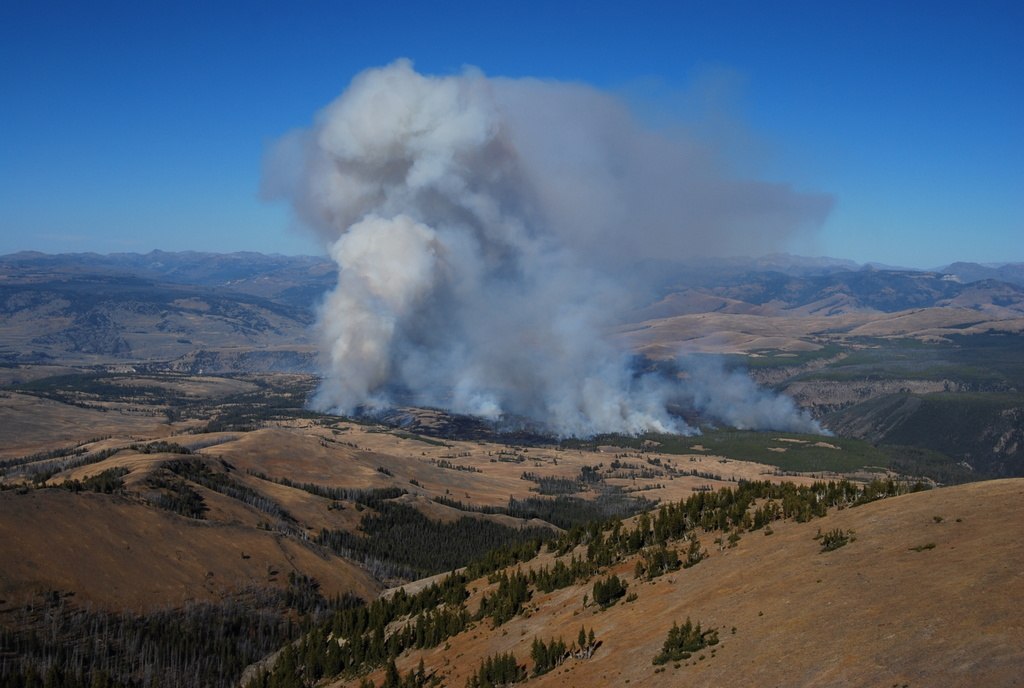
672;356;825;433
264;60;830;437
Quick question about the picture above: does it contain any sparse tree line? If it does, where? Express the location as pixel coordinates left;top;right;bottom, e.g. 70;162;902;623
192;383;323;434
244;571;601;688
249;477;913;687
1;440;187;486
519;472;583;495
434;460;481;473
491;453;526;464
531;627;597;677
243;573;470;688
2;447;122;485
3;451;305;534
2;459;916;688
519;464;608;496
634;543;682;580
0;444;89;476
3;373;197;413
158;459;298;532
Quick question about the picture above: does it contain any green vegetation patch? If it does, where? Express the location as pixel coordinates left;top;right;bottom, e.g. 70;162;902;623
881;445;975;485
592;573;628;609
254;476;911;687
824;390;1023;479
464;652;526;688
197;376;325;431
652;618;719;665
799;333;1024;388
567;429;890;474
882;392;1022;453
816;527;855;552
434;491;656;530
740;342;847;370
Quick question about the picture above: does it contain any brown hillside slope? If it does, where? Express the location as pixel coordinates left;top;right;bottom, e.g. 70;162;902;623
353;479;1024;688
617;308;1024;358
0;489;380;612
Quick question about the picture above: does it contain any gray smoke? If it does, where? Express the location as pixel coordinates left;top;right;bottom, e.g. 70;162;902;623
264;60;830;437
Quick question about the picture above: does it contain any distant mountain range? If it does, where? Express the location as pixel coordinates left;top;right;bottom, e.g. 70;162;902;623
0;249;338;308
635;266;1024;320
0;251;330;369
634;252;1024;284
937;260;1024;286
2;249;1022;369
3;249;1022;285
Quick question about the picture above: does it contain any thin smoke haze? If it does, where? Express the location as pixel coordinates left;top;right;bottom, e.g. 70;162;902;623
264;60;830;437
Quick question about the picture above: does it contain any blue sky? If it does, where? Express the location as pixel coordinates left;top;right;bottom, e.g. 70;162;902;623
1;0;1020;268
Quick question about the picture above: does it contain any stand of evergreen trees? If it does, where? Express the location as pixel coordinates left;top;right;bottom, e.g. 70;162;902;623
476;570;531;627
0;590;299;688
315;502;553;579
652;618;719;665
634;543;681;580
463;652;525;688
530;628;599;676
144;473;208;518
529;555;596;593
530;636;566;676
161;459;295;526
243;573;470;688
591;574;627;608
434;492;656;530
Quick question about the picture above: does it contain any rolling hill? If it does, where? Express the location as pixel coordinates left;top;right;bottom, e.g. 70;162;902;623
3;389;1020;686
342;478;1024;688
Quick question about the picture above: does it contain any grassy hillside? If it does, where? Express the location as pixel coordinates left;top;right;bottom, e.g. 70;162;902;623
251;478;1024;688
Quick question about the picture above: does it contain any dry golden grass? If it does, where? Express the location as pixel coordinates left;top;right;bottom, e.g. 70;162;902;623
348;479;1024;688
617;307;1024;358
0;406;824;622
0;488;379;612
0;392;174;458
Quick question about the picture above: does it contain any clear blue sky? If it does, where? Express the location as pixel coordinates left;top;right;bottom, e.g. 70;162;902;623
1;0;1021;268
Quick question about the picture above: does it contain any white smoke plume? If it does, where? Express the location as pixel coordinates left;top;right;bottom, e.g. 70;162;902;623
264;60;830;437
672;356;825;434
